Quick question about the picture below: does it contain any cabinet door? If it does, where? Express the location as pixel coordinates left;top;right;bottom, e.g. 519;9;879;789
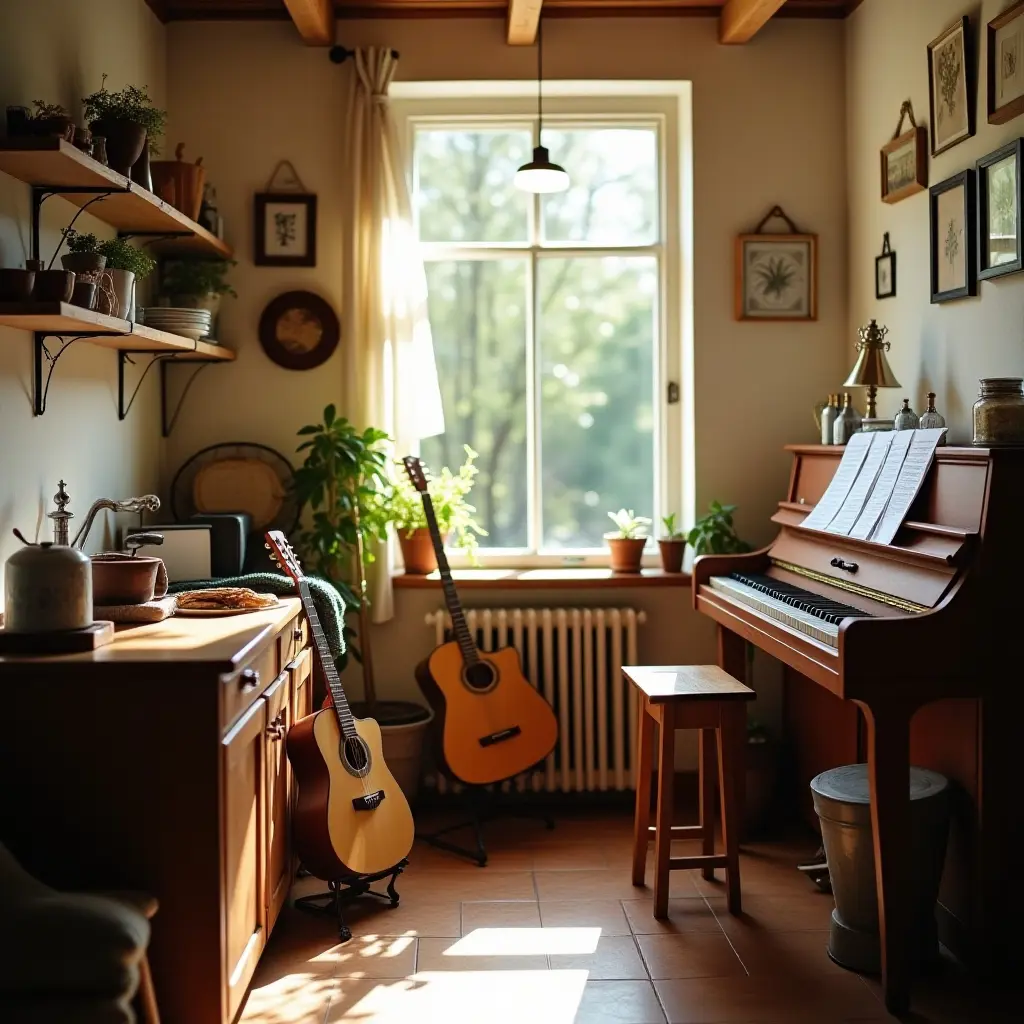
222;696;268;1023
289;646;313;725
264;669;292;935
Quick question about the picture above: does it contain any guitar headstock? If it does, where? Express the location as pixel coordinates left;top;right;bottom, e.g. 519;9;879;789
402;456;431;493
265;530;304;584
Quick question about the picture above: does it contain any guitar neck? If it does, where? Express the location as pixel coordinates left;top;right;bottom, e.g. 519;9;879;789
420;493;479;666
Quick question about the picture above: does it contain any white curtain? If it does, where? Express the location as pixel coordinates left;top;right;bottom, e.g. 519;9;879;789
341;47;444;623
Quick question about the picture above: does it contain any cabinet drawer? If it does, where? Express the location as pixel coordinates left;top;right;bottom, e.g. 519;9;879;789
282;615;308;666
221;645;278;733
289;646;313;724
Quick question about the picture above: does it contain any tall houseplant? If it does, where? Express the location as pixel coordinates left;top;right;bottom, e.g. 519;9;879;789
83;76;166;180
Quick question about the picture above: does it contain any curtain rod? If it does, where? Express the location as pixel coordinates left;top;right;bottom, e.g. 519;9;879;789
329;45;400;64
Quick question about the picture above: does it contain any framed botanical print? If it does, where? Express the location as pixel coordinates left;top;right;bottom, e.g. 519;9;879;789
881;125;928;203
875;233;896;299
928;17;975;156
734;206;817;321
977;139;1023;280
988;1;1024;125
254;192;317;267
929;170;977;303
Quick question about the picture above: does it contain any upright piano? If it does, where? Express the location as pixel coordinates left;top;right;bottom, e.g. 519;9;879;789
693;443;1024;1013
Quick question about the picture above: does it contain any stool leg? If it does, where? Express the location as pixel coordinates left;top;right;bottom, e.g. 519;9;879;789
137;953;161;1024
699;727;717;881
632;701;655;887
653;705;676;918
717;704;744;915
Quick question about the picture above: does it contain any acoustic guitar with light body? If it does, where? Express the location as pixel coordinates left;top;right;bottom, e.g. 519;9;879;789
265;530;414;879
403;456;559;786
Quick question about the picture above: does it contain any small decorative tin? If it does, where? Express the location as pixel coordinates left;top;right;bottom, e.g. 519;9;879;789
894;399;919;430
973;378;1024;446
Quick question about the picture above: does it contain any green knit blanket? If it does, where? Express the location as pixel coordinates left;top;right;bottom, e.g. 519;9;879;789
168;572;346;660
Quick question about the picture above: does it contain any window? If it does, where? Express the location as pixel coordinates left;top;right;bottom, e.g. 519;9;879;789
405;97;680;563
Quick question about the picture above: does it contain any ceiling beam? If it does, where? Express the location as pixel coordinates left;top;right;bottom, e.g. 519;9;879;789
507;0;543;46
719;0;788;44
282;0;334;45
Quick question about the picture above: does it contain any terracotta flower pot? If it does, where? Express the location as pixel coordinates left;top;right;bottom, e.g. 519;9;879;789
658;538;686;574
399;527;443;575
608;536;646;573
90;118;146;176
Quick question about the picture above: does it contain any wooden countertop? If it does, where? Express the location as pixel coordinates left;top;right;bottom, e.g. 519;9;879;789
0;599;301;672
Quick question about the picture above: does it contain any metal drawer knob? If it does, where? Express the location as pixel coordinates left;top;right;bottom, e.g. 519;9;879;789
830;557;859;574
239;668;260;692
293;626;303;641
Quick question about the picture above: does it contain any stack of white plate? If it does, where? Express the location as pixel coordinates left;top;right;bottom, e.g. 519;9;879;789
141;307;213;341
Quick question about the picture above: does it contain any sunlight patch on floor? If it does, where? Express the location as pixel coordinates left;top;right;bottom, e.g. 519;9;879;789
446;926;602;957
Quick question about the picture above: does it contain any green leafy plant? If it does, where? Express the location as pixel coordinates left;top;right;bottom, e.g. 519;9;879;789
64;229;100;254
686;501;751;556
368;445;486;559
160;258;237;300
96;237;156;279
661;513;684;540
83;76;166;153
31;101;68;119
755;256;795;300
605;508;652;539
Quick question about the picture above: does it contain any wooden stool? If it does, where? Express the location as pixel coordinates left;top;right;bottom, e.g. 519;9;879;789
624;665;754;919
109;892;161;1024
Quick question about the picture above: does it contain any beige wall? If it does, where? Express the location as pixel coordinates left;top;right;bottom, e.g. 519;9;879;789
0;0;166;597
847;0;1024;439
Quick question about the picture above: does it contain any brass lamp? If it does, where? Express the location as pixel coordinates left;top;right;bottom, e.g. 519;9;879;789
845;319;900;432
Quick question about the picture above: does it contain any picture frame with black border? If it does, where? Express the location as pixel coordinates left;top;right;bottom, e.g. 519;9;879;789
254;192;317;268
875;233;897;299
977;138;1023;280
930;169;977;303
928;16;976;157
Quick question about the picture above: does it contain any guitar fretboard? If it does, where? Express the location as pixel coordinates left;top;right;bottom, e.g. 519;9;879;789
299;580;358;739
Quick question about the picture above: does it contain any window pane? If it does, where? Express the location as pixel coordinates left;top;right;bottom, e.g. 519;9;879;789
421;259;529;549
541;128;658;246
538;256;657;549
415;129;532;244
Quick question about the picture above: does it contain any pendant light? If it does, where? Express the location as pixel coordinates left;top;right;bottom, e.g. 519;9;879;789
514;18;569;194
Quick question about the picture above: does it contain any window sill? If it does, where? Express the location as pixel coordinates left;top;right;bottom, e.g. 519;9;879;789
392;568;691;589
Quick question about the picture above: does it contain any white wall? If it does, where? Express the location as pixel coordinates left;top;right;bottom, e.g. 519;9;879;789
0;0;167;596
847;0;1024;439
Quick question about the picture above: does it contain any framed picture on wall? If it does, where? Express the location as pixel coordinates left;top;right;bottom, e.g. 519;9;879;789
734;205;817;321
929;170;977;303
875;233;897;299
977;139;1023;280
254;192;318;267
988;1;1024;125
881;125;928;203
928;17;975;156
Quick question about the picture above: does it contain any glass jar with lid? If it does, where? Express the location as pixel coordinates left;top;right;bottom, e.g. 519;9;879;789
973;378;1024;445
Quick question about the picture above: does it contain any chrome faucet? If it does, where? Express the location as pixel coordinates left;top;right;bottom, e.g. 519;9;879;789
71;495;161;550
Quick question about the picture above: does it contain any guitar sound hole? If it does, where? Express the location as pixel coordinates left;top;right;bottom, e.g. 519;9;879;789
341;736;371;777
464;661;496;691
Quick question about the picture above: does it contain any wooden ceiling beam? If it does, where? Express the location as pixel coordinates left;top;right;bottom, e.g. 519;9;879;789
507;0;544;45
719;0;788;43
282;0;334;45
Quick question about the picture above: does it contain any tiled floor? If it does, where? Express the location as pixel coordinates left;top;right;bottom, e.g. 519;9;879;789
239;811;1016;1023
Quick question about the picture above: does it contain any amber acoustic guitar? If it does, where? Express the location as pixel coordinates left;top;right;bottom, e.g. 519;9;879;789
265;531;414;879
403;456;559;786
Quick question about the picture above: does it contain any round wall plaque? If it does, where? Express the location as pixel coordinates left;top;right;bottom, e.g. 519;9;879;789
258;290;340;370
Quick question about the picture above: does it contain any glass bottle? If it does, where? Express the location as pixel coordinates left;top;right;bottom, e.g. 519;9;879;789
833;393;857;445
973;378;1024;446
821;394;838;445
894;398;919;431
919;392;946;444
845;392;862;434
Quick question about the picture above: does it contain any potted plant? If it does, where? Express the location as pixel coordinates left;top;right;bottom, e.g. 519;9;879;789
605;509;651;573
95;237;155;320
371;446;486;574
83;76;166;182
61;230;106;276
31;101;74;142
658;513;686;573
159;258;236;321
292;406;434;803
687;500;751;556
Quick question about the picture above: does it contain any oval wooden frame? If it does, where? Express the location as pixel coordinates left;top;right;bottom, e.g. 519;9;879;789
258;290;340;371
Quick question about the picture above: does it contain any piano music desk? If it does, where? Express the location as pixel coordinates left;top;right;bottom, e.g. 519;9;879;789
692;443;1024;1014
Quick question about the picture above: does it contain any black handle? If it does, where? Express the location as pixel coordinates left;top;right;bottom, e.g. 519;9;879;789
126;532;164;554
239;668;260;692
830;557;859;574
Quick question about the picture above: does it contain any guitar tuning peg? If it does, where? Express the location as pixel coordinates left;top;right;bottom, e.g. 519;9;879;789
264;542;271;549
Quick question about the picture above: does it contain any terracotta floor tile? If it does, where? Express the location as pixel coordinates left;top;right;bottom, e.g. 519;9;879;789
723;928;846;977
540;899;633;935
547;935;648;980
398;866;537;901
622;897;724;935
342;899;462;938
461;899;542;932
416;934;550;972
330;935;417;979
573;979;667;1023
636;932;746;980
529;841;612;870
711;893;835;933
239;971;336;1024
535;868;693;903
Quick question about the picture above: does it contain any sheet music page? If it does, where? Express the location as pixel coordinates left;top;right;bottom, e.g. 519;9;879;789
825;431;894;535
849;429;913;540
871;428;947;544
799;431;873;531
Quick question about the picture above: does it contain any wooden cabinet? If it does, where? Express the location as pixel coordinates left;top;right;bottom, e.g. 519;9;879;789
264;669;293;935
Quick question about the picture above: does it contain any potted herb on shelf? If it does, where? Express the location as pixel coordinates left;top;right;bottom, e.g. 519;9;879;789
96;237;155;320
31;101;74;142
605;509;651;573
371;446;486;574
159;258;236;321
292;406;434;803
658;513;686;573
83;76;166;182
61;230;106;276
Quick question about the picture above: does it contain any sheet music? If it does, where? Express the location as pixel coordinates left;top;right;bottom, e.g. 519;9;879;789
849;429;913;540
871;428;947;545
825;431;894;535
799;431;873;531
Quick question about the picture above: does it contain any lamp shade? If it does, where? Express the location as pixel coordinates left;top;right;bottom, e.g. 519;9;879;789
844;319;900;389
514;146;570;194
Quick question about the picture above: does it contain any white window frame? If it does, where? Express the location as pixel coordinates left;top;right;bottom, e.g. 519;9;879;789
393;83;692;568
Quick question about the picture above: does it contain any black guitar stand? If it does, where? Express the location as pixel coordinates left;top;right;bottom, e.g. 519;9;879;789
417;786;554;867
293;859;408;942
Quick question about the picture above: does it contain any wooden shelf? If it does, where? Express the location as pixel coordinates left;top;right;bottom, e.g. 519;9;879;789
0;302;234;360
0;138;232;259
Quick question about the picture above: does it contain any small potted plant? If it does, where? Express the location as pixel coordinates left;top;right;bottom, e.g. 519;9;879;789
159;258;236;320
687;500;751;556
31;101;74;142
605;509;651;573
61;230;106;276
96;237;156;320
83;76;166;181
658;513;686;573
371;446;486;574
